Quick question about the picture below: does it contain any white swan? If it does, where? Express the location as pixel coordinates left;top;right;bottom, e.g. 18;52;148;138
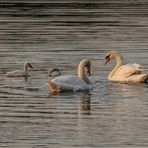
47;59;92;92
104;50;148;83
48;68;61;77
0;62;33;77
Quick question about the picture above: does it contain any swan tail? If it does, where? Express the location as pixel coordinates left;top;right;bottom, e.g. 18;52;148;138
141;74;148;83
47;80;62;92
128;74;148;83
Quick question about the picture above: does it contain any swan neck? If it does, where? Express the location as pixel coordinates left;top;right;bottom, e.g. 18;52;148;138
78;61;90;84
24;65;28;72
108;53;123;79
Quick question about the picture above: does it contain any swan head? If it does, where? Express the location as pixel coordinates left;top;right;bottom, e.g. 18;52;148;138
79;59;91;77
24;62;33;69
104;50;120;64
85;61;91;76
48;68;61;77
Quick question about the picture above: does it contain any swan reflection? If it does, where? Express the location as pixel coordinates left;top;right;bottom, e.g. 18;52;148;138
48;91;91;117
78;92;91;116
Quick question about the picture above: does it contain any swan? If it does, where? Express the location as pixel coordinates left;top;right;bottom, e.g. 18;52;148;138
47;59;92;92
48;68;61;77
104;50;148;83
0;62;33;77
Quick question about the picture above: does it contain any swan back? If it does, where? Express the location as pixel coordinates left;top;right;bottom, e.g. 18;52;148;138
48;75;91;92
115;63;143;78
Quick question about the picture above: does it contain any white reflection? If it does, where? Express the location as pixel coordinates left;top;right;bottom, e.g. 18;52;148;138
77;92;91;117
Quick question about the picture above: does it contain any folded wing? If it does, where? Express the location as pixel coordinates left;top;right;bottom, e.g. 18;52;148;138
115;63;143;78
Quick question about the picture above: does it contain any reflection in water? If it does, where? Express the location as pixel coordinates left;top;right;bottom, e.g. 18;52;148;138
78;92;91;116
77;92;91;144
24;76;29;81
48;91;61;97
48;91;91;117
108;82;148;98
96;82;147;145
48;91;92;145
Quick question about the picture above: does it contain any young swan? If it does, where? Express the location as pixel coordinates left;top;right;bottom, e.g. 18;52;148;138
47;59;92;92
104;50;148;83
1;62;33;77
48;68;61;77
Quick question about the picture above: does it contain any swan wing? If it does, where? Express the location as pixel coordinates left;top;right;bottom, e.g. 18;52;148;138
48;75;91;92
127;73;148;83
115;63;143;78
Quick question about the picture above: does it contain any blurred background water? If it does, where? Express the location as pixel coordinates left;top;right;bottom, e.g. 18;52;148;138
0;0;148;147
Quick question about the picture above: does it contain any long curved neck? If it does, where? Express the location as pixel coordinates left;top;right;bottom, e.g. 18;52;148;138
108;53;123;79
24;65;28;73
78;61;90;84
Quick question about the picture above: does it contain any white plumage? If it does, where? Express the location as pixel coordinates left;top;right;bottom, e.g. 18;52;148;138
115;63;143;78
50;75;91;91
47;59;92;92
104;50;148;83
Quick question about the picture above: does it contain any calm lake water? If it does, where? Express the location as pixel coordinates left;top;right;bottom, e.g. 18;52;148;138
0;0;148;147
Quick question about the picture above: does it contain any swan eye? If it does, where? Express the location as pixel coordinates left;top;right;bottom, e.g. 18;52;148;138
105;55;110;60
86;69;91;76
104;55;111;65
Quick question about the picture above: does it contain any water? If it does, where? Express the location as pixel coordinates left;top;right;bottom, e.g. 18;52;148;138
0;0;148;147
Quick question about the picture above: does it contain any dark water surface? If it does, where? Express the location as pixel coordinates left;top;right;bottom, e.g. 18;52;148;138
0;0;148;147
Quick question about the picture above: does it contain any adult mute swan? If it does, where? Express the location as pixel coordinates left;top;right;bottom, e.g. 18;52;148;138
0;62;33;77
104;50;148;83
47;59;92;92
48;68;61;77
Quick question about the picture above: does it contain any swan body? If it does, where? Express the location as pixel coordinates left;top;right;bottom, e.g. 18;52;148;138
48;68;61;77
1;62;33;77
47;59;92;92
104;50;148;83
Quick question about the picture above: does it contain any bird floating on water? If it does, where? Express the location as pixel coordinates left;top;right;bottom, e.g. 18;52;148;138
48;68;61;77
47;59;92;92
0;62;33;77
104;50;148;83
